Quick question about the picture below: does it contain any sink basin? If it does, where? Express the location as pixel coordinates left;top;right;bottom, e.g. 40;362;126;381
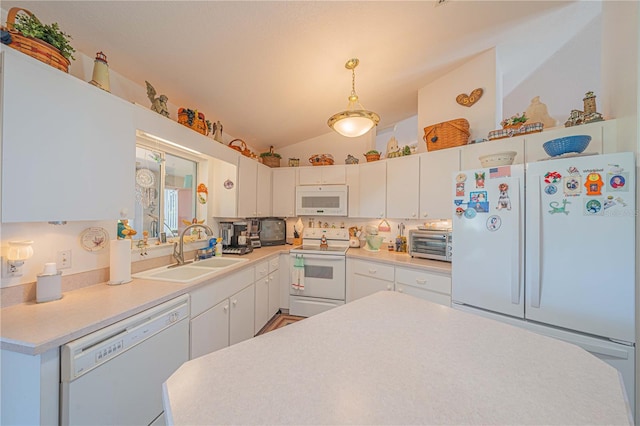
133;257;248;283
191;257;248;268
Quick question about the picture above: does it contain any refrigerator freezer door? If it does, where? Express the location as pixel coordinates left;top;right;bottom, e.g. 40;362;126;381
526;152;636;343
452;165;525;318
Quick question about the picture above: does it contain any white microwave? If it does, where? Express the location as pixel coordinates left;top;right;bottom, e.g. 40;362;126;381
295;185;348;216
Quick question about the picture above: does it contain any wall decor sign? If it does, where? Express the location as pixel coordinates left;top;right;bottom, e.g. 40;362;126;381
456;88;483;107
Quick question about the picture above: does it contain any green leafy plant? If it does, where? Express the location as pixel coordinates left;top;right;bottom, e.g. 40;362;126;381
13;13;75;60
365;150;380;155
501;112;527;127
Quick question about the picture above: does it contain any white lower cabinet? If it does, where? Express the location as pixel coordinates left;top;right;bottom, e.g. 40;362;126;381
254;256;281;334
347;258;451;306
189;267;255;359
346;259;394;302
395;266;451;306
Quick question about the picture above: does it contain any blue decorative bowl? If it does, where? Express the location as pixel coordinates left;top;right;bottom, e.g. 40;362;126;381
543;135;592;157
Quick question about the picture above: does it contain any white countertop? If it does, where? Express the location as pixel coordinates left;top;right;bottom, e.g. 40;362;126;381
346;247;452;274
1;245;448;355
163;291;631;425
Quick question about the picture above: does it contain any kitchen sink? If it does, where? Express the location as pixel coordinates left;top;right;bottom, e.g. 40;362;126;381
133;257;248;283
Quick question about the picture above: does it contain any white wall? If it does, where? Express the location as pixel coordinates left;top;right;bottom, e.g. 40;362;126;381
375;115;419;156
418;49;499;146
503;14;602;130
276;130;375;166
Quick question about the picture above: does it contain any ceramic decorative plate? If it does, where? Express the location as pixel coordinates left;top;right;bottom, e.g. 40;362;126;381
80;227;109;252
136;168;155;188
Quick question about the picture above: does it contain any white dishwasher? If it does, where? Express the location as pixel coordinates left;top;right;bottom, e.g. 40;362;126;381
61;294;190;426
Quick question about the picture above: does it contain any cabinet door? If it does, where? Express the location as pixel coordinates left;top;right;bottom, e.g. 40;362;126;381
254;275;270;334
237;156;258;217
386;156;420;219
256;163;272;217
358;161;386;218
419;149;460;220
190;299;229;359
298;167;323;185
321;165;346;184
349;274;394;302
2;49;135;222
268;270;280;318
230;284;255;345
209;158;237;218
272;168;296;217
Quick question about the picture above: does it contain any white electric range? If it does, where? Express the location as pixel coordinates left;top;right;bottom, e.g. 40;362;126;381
289;229;349;317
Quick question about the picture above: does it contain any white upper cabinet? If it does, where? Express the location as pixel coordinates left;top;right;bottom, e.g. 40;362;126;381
256;163;272;217
358;161;386;218
1;49;135;222
386;155;420;219
298;165;346;185
209;158;238;218
237;156;272;218
272;168;296;217
419;149;460;220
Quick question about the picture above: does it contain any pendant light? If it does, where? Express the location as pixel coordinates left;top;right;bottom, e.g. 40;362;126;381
327;58;380;137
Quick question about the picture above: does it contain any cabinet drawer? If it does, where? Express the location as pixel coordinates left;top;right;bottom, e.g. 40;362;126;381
395;267;451;295
268;256;279;273
255;260;269;280
351;259;394;282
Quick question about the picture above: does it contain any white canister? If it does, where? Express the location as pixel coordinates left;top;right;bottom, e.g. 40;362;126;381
37;263;62;303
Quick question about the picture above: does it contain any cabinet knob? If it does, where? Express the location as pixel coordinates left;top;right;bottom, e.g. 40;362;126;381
224;304;229;311
232;299;237;306
398;287;404;293
423;213;428;218
416;278;427;285
368;269;377;274
386;284;392;291
412;213;416;218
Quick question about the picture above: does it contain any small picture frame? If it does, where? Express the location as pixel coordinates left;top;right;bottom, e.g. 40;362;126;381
160;232;167;243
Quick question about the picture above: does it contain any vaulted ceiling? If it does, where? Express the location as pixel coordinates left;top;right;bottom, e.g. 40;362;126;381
3;1;597;151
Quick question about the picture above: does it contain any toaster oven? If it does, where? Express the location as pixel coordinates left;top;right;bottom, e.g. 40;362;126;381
408;229;452;262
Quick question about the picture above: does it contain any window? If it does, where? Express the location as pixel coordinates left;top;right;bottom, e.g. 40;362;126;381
133;144;198;240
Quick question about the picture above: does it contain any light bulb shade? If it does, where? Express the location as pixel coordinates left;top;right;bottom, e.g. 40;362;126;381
7;240;34;261
328;110;380;138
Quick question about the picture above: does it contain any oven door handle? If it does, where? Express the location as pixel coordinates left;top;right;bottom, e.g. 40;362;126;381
290;253;345;261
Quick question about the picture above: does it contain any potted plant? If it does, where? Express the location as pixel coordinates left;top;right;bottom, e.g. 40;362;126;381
364;150;381;162
500;112;528;129
260;146;281;168
5;8;75;72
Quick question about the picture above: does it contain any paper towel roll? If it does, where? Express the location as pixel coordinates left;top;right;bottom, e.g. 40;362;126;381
109;239;132;285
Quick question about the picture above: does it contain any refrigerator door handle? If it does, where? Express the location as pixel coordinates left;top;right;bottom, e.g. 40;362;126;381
530;177;542;308
511;179;521;305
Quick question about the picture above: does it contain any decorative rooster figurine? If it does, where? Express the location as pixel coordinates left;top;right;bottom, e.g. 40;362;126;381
145;81;170;118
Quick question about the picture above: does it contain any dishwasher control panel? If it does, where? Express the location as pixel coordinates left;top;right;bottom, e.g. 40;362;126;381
61;294;190;382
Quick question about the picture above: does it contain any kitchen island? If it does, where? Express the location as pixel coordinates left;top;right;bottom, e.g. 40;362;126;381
163;291;632;425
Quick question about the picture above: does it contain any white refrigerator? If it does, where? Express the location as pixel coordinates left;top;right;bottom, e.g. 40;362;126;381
451;152;636;417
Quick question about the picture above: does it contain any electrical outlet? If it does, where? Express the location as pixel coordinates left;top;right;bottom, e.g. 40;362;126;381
57;250;72;269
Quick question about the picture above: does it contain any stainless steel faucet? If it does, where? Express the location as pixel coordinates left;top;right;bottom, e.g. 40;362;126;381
172;223;214;266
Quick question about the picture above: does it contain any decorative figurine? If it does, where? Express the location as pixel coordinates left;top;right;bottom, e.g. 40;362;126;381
524;96;555;128
385;136;401;158
212;120;224;142
345;154;359;164
145;81;170;118
88;52;110;92
117;219;137;239
564;91;604;127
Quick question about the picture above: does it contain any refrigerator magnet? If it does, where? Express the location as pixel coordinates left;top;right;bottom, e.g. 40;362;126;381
469;191;489;212
567;166;580;176
563;176;581;196
584;173;603;195
544;171;562;184
496;183;511;210
615;196;628;207
603;196;616;210
456;173;467;183
584;199;603;215
544;184;557;195
486;215;502;231
608;173;628;192
474;172;485;188
464;207;477;219
455;207;465;217
454;199;464;206
548;199;570;215
456;182;465;197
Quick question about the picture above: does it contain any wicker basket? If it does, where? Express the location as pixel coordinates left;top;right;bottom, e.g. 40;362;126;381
2;8;70;73
309;154;334;166
228;139;251;157
178;108;209;135
260;146;281;168
364;153;381;162
423;118;470;151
